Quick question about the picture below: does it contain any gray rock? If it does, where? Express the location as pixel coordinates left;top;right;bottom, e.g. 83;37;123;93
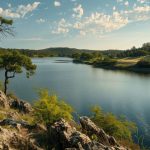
0;126;44;150
9;98;33;113
80;116;118;147
49;118;129;150
0;118;37;130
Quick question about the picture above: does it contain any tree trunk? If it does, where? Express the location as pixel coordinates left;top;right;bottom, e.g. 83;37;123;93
4;70;8;94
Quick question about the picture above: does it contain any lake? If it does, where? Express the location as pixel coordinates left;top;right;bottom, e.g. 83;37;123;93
0;57;150;146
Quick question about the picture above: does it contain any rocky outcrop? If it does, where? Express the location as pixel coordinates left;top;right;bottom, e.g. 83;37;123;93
0;91;9;109
0;90;32;114
50;118;129;150
0;126;44;150
80;116;118;146
50;118;92;149
0;118;37;130
9;98;33;113
0;91;134;150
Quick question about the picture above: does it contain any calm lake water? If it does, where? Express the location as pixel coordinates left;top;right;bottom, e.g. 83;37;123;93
0;57;150;146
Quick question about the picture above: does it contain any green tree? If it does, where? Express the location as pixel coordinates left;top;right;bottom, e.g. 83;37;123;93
0;51;36;94
34;89;73;126
0;17;14;37
91;106;137;141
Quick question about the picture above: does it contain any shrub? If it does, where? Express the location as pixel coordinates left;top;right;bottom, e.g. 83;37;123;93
90;106;137;141
137;56;150;68
33;89;73;125
94;57;117;67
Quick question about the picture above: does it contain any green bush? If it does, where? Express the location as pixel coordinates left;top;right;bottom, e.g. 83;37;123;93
94;57;117;67
90;106;137;141
137;56;150;68
33;89;73;125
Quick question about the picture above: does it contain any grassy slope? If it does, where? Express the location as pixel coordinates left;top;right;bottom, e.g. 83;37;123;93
116;57;142;68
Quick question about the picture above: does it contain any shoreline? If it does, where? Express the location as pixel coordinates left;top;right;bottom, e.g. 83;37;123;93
73;59;150;74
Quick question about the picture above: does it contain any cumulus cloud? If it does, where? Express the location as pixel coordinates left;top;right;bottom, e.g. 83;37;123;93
52;1;150;36
0;2;40;18
72;4;84;18
52;18;71;34
54;1;61;7
17;2;40;17
77;11;129;35
122;5;150;21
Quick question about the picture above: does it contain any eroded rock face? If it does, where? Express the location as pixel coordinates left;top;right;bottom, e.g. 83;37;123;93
80;116;118;146
0;126;43;150
0;90;32;114
9;98;33;113
50;118;91;149
0;91;10;109
50;118;129;150
0;118;37;130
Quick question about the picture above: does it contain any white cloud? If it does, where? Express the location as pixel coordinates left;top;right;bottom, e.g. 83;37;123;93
52;1;150;36
113;6;116;11
54;1;61;7
79;11;128;34
0;8;20;18
36;18;45;23
0;2;40;18
124;1;129;6
72;4;84;18
134;6;150;13
122;5;150;21
17;2;40;17
52;18;71;34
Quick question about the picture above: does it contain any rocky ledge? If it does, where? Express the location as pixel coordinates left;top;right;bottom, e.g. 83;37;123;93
0;91;131;150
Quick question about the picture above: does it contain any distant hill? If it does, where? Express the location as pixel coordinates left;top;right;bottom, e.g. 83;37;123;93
0;42;150;58
0;47;122;57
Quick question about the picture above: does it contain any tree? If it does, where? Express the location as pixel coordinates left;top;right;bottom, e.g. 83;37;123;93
0;51;36;94
91;106;137;141
34;89;73;126
0;17;14;37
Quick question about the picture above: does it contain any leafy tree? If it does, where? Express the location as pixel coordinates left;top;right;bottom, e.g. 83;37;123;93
91;106;137;141
0;51;36;94
34;89;73;126
0;17;14;37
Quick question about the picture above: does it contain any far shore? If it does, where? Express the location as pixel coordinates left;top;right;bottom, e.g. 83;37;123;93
73;57;150;74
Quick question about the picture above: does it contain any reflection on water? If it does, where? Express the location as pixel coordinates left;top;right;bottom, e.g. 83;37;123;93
0;57;150;146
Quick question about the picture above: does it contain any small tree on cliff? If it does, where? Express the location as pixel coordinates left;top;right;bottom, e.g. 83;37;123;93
0;51;36;94
0;17;14;37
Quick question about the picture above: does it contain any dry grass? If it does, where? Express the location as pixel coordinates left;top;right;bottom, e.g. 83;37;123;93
116;57;143;68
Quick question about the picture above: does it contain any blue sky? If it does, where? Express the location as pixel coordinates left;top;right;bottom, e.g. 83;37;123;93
0;0;150;50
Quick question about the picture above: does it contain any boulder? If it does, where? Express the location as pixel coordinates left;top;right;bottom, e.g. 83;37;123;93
9;98;33;113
